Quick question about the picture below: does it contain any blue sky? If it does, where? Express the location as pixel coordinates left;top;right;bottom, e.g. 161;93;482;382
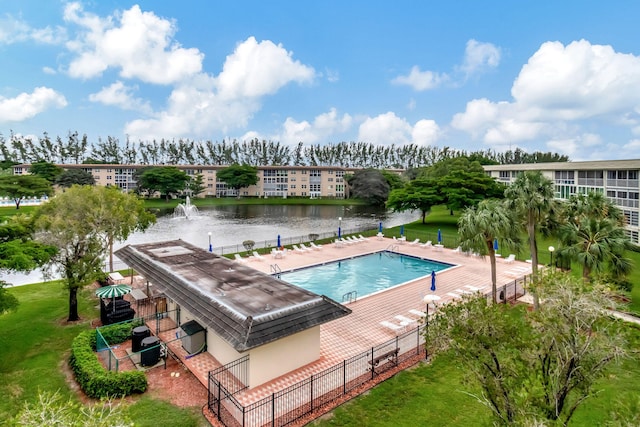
1;1;640;161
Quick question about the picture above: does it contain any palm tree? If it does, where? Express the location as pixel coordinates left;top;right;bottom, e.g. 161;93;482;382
458;199;521;303
504;171;557;309
558;192;632;281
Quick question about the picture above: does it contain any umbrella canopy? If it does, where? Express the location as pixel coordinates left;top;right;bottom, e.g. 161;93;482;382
430;271;437;292
437;229;442;244
95;284;132;299
277;234;281;247
379;222;383;233
400;225;404;236
338;226;342;239
494;238;499;251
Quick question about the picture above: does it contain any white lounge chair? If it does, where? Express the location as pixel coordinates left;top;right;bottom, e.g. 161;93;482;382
358;234;368;241
340;238;353;245
345;236;357;244
299;243;312;251
380;320;403;333
292;245;306;254
452;246;462;253
409;309;426;318
504;254;516;264
234;254;247;263
310;242;323;250
408;238;420;246
395;314;417;325
420;240;432;248
447;292;462;299
252;251;265;261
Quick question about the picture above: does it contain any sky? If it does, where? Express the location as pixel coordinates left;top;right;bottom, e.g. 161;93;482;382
1;1;640;161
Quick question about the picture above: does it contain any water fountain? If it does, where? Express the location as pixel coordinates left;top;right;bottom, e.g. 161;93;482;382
173;196;200;219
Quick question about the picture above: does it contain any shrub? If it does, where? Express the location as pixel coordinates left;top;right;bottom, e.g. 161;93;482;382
69;322;147;399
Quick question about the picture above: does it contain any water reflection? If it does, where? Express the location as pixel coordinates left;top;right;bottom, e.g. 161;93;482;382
6;204;417;286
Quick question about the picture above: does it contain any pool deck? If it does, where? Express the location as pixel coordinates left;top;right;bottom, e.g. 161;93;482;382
160;237;533;405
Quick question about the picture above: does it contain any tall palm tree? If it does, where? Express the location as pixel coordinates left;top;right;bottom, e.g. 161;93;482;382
559;192;632;281
458;199;521;303
504;171;557;309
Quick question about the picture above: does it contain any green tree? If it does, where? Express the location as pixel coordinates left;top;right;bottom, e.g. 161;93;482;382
0;175;53;209
54;168;96;187
558;192;632;281
380;170;406;191
348;169;390;206
438;169;504;214
387;178;443;223
29;161;63;183
185;173;206;197
504;171;558;309
216;164;259;197
136;166;189;201
428;274;625;426
35;186;155;321
458;199;520;303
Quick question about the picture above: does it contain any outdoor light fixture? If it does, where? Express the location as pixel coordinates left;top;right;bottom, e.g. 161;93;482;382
548;245;555;268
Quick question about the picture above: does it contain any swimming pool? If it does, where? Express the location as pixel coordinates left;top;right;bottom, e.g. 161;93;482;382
277;251;453;302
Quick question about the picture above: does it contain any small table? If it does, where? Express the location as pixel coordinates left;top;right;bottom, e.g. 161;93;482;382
434;244;444;252
273;250;284;259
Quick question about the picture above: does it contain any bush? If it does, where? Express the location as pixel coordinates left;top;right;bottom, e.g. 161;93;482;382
69;322;147;399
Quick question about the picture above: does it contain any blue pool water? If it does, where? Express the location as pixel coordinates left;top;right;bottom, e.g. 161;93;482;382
278;251;453;302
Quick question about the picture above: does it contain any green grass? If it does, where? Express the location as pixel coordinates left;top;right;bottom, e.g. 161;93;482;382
0;281;206;426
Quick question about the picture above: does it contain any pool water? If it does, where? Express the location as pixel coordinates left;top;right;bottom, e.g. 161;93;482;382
277;251;453;302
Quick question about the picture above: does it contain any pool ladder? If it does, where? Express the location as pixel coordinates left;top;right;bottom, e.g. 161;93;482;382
385;244;399;254
342;291;357;304
270;264;281;279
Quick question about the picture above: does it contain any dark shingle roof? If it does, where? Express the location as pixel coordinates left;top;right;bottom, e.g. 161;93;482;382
115;240;351;352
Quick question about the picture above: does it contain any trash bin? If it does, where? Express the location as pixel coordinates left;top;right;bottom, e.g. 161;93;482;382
140;336;161;366
179;320;206;354
131;326;150;352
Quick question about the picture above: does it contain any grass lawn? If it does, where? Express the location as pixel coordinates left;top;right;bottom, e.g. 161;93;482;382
0;281;206;426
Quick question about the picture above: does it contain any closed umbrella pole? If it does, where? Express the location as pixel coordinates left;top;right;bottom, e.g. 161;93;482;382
277;234;281;248
431;271;437;292
437;229;442;244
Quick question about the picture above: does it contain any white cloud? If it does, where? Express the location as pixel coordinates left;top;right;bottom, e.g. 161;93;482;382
357;112;439;146
391;66;449;91
42;66;57;75
89;81;152;114
124;36;316;140
64;3;203;84
0;87;67;122
216;37;315;99
459;39;501;77
0;15;66;45
452;40;640;150
278;108;352;145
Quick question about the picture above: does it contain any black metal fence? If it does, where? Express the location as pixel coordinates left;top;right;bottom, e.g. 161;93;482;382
207;324;425;427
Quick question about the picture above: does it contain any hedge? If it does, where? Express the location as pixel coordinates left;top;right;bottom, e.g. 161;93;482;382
69;321;147;398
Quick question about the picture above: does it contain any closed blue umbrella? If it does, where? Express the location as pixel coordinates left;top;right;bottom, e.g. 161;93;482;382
338;226;342;239
277;234;281;248
430;271;437;292
379;222;383;233
437;229;442;244
400;225;404;236
494;238;499;251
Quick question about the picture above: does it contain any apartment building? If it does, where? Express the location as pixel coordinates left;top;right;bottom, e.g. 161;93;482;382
12;164;354;199
483;159;640;244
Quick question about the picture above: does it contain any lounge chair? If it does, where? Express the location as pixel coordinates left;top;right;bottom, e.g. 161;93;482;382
504;254;516;264
310;242;323;250
292;245;306;254
340;238;353;245
408;238;420;246
334;239;344;248
358;234;368;241
447;292;462;299
299;243;312;251
252;251;265;261
395;314;417;325
345;236;357;244
234;254;247;263
408;309;426;318
380;320;403;333
452;246;462;253
420;240;432;248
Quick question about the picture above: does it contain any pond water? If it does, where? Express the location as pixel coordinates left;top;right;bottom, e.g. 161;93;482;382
6;204;418;286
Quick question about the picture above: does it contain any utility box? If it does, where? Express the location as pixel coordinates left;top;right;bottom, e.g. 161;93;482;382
179;320;206;354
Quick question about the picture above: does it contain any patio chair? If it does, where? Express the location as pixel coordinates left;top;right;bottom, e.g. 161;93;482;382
252;251;265;261
408;238;420;246
504;254;516;264
380;320;403;333
420;240;432;248
358;234;369;241
395;314;417;325
310;242;323;250
452;246;462;253
234;254;247;263
376;232;384;240
408;309;426;318
299;243;313;251
292;245;306;254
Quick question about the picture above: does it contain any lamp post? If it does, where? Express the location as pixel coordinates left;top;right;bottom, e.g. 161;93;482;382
338;216;342;239
208;232;213;253
548;245;555;268
423;294;441;360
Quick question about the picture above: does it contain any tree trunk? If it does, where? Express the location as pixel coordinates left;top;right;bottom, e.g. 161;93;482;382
68;286;79;321
527;220;540;310
14;198;21;209
488;239;497;304
421;210;426;223
108;235;114;272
